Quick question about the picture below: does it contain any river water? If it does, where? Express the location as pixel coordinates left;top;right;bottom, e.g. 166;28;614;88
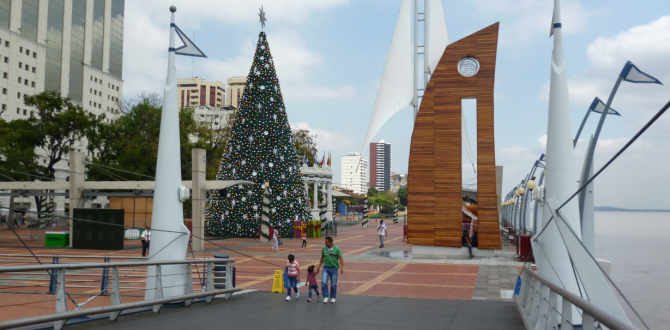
595;211;670;329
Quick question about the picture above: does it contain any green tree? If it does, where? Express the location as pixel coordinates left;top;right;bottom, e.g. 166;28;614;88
87;94;197;181
398;187;407;206
367;187;379;197
291;128;317;166
0;119;41;181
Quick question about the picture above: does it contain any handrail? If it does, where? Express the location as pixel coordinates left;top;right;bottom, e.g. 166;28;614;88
0;258;231;272
0;287;241;330
516;266;638;330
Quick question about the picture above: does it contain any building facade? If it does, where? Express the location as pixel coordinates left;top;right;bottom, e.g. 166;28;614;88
370;140;391;191
226;76;245;108
0;0;125;214
340;152;368;195
0;0;125;123
177;77;226;109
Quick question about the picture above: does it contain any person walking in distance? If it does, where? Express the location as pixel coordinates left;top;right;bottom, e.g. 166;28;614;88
301;229;307;248
377;219;388;248
141;226;151;257
316;236;344;303
271;227;280;252
285;254;300;301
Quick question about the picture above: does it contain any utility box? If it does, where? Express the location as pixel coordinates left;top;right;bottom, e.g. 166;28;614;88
72;209;124;250
45;231;70;247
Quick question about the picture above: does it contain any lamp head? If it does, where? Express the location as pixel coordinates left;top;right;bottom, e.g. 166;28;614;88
526;180;536;190
515;190;520;197
518;187;526;195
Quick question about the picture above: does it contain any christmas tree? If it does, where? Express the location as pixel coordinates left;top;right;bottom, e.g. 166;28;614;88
205;32;312;239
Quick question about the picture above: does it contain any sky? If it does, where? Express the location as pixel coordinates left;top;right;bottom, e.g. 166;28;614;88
123;0;670;210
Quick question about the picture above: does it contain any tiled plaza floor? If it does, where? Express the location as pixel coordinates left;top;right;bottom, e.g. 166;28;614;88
0;219;524;322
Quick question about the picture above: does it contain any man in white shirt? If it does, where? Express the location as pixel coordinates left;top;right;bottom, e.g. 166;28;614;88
141;226;151;257
377;220;387;248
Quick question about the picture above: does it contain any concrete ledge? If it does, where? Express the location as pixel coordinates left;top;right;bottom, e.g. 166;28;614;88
412;245;495;258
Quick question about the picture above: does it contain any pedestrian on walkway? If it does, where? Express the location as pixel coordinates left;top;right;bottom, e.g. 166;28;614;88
271;227;280;252
301;230;307;248
285;254;300;301
305;265;320;302
377;220;388;248
462;230;474;259
141;226;151;257
316;236;344;304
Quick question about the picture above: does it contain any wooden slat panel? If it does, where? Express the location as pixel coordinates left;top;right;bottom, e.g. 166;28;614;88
109;197;122;209
408;22;501;250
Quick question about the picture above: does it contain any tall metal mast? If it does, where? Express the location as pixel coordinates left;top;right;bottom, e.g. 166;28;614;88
413;0;427;123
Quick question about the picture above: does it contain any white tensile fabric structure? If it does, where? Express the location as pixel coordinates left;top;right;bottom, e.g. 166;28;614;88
360;0;477;173
361;0;413;156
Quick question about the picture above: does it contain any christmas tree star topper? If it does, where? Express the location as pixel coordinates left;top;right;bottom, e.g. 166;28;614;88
258;6;267;30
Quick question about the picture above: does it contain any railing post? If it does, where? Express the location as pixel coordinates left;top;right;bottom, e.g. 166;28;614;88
101;256;110;296
582;312;596;330
534;285;551;329
54;268;68;330
561;296;573;330
153;265;163;313
224;260;233;300
49;255;59;294
110;266;122;321
205;262;214;303
184;263;194;307
546;290;560;330
523;277;535;316
529;280;542;325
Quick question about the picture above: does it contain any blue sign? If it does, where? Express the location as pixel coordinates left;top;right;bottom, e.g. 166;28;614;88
338;204;347;215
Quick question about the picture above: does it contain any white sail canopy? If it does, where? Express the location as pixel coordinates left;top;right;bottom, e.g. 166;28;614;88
426;0;449;74
361;0;413;156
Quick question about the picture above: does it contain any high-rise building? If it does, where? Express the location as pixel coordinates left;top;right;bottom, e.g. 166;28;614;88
0;0;125;123
226;76;246;108
340;152;368;195
177;77;226;109
370;140;391;191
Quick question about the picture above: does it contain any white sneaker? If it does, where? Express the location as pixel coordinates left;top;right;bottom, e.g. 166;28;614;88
331;298;336;303
286;296;291;301
323;298;329;303
296;292;299;298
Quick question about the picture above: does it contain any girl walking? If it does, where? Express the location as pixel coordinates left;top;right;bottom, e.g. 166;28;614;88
271;227;280;252
285;254;300;301
305;265;320;302
301;230;307;248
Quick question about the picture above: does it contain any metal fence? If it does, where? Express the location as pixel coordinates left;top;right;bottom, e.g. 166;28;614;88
501;227;515;247
515;266;639;330
28;212;69;240
0;258;239;330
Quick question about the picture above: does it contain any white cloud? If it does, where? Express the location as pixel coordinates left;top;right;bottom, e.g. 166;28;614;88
473;0;589;46
122;1;354;101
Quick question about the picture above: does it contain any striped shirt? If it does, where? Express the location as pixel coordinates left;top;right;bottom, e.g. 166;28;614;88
286;261;299;276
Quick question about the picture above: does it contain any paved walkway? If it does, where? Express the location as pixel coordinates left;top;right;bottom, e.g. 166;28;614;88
0;220;526;324
65;291;526;330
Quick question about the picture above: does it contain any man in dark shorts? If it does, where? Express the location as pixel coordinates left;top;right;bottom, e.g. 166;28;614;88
316;236;344;304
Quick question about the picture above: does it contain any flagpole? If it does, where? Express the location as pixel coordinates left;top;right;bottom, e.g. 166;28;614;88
573;103;593;148
577;74;623;220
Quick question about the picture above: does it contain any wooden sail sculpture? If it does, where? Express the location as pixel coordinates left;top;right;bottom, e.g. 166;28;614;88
407;23;502;250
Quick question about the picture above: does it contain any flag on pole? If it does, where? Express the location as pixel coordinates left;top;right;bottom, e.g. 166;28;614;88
314;152;319;167
302;155;307;165
327;152;331;167
589;97;621;116
620;61;662;84
320;152;325;167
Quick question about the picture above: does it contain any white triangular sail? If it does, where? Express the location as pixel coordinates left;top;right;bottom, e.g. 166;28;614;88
426;0;449;74
361;0;413;156
174;25;207;57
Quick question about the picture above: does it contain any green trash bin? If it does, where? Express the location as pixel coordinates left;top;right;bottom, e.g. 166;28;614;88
45;231;70;247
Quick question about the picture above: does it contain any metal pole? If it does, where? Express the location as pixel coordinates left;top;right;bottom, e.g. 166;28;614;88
423;0;430;88
578;75;623;219
413;0;419;122
573;108;591;148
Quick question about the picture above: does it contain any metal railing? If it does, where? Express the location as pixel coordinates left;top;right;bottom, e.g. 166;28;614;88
501;227;515;247
515;266;638;330
0;258;240;330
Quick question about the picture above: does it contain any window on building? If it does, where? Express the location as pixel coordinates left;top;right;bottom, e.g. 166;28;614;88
31;82;35;87
25;49;29;55
23;109;26;115
94;77;97;82
4;41;8;47
19;47;23;52
94;102;96;107
32;67;36;73
99;79;102;84
108;83;110;87
2;72;5;78
3;57;6;63
98;103;101;109
16;108;19;114
25;65;29;71
2;88;5;94
17;92;20;98
24;79;28;86
89;101;92;105
19;62;22;68
33;52;36;58
30;111;33;117
1;104;5;110
90;88;92;93
116;86;119;91
17;77;21;83
90;76;93;81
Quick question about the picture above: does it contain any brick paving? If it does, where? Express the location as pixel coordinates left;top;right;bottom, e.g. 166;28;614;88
0;219;525;322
